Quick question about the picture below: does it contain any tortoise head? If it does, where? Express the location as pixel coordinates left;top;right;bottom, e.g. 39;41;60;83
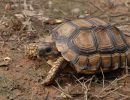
37;36;60;60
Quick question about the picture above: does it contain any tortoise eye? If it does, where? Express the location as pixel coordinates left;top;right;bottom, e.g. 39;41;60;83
45;47;52;53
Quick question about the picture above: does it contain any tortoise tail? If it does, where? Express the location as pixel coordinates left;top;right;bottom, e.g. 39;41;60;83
41;57;66;85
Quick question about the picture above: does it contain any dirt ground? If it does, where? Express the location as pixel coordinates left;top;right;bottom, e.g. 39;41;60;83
1;0;130;100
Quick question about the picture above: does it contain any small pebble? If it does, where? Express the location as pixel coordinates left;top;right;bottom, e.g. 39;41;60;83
71;8;80;15
5;3;12;11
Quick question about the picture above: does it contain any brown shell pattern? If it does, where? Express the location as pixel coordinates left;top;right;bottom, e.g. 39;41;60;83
52;18;130;74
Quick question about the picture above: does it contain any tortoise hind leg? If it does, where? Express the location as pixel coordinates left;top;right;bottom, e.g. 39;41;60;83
41;57;67;85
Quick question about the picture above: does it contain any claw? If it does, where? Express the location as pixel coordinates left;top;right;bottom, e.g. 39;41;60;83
41;57;66;85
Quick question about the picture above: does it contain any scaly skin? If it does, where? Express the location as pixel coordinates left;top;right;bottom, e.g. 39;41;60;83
25;43;38;59
41;57;67;85
25;43;67;85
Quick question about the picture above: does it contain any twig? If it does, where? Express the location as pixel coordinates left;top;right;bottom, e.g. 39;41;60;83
84;75;95;84
98;74;129;96
99;86;123;98
52;85;73;99
100;67;105;88
116;74;129;81
55;80;62;88
73;75;85;88
117;92;130;98
84;86;88;100
85;76;94;100
44;92;49;100
73;75;94;100
125;58;129;75
73;75;88;99
0;32;6;48
87;1;104;12
55;80;73;99
100;13;130;18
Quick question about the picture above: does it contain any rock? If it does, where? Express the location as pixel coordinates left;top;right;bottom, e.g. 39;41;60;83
71;8;81;16
44;19;63;25
78;15;87;18
0;57;12;67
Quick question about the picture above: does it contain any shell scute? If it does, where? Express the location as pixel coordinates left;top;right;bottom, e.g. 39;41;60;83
73;30;96;51
52;18;130;74
57;23;75;37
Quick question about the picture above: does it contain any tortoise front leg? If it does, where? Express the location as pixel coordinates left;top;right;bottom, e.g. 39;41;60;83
41;57;67;85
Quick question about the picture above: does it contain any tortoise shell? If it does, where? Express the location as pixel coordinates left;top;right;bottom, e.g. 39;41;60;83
52;18;130;74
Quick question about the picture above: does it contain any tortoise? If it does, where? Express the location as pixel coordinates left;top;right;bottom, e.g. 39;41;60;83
25;18;130;85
